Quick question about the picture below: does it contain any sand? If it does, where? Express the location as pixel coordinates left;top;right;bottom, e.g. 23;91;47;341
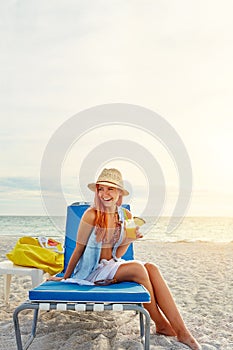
0;236;232;350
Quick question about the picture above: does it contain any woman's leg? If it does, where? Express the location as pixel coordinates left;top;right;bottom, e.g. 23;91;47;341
144;262;201;350
114;262;176;336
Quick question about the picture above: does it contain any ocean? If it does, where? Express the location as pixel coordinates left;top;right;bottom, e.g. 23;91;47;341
0;216;232;243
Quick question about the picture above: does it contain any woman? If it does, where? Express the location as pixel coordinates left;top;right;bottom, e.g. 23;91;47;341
49;168;201;350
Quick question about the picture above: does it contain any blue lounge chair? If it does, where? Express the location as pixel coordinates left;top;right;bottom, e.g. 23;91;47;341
13;203;151;350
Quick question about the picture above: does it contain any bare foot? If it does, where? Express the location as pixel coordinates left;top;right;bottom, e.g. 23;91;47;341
177;331;201;350
156;322;176;337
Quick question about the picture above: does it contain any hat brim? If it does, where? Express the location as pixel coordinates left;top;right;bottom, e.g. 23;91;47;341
87;182;129;196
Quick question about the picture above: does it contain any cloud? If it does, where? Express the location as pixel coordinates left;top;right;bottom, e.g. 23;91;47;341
0;177;40;192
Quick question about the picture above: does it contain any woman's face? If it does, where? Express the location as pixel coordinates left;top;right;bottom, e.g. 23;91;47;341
97;185;122;207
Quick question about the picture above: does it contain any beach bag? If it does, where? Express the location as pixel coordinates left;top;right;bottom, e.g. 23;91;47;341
6;236;64;275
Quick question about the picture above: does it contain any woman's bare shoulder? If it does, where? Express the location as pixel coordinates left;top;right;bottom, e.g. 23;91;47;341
82;207;96;225
77;208;96;244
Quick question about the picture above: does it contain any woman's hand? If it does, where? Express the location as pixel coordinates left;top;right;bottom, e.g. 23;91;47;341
123;225;143;244
135;226;143;239
47;276;63;282
116;223;143;259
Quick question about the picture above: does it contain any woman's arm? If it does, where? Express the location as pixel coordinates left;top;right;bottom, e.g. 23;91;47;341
63;242;85;279
48;208;96;281
115;228;142;259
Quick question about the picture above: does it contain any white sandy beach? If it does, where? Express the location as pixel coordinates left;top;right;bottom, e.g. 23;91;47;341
0;237;232;350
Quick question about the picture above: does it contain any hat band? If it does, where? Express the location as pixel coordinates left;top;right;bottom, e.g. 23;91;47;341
96;180;123;189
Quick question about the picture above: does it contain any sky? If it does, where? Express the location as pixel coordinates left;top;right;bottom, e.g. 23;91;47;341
0;0;233;217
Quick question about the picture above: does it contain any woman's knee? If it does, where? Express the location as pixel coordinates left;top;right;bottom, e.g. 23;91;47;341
144;262;160;274
133;262;148;279
115;262;149;283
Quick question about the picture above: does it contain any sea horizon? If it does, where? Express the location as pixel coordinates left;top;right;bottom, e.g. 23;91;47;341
0;215;232;243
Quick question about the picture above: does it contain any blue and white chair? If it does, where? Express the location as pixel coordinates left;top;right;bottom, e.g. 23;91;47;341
13;203;151;350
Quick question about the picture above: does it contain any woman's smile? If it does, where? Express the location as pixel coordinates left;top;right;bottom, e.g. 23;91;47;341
103;197;113;202
97;185;122;208
101;196;115;205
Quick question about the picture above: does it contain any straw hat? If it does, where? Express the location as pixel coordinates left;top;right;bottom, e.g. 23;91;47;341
87;168;129;196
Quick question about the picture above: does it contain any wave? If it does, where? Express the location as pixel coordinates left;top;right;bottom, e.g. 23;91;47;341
140;238;232;244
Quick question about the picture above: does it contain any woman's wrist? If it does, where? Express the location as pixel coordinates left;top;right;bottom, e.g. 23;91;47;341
63;272;71;280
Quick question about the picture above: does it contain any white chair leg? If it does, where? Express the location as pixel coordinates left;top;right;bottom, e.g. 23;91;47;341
31;269;44;288
3;274;12;304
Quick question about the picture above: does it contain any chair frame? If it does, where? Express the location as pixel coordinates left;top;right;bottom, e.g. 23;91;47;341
13;301;150;350
13;203;151;350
